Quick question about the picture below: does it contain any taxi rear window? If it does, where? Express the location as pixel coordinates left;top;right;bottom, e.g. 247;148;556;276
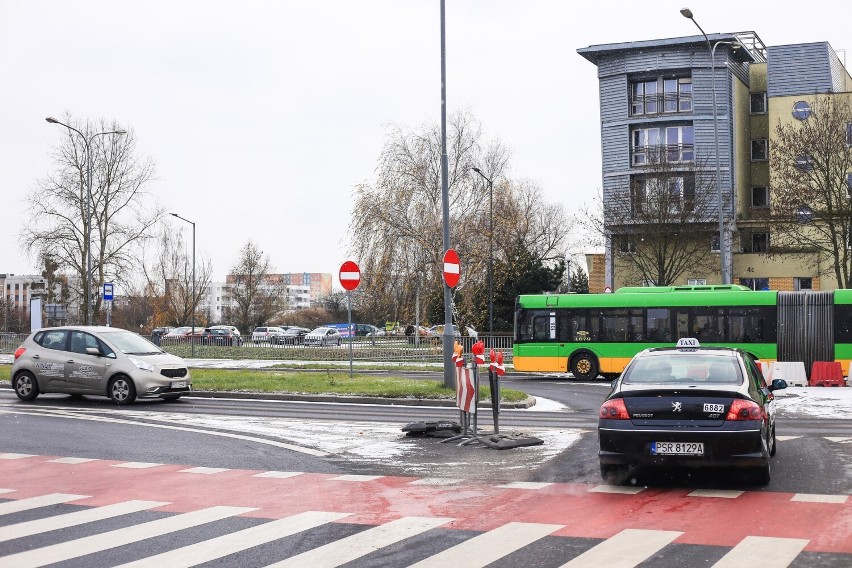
624;354;743;385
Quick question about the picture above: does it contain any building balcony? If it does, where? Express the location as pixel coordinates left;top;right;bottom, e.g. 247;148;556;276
629;93;693;116
631;144;694;166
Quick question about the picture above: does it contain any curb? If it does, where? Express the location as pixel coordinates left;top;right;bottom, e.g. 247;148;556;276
185;390;537;409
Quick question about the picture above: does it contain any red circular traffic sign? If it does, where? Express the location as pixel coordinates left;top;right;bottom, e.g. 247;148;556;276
443;249;460;288
339;260;360;291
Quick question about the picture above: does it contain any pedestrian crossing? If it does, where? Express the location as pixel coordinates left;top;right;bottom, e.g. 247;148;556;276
0;451;850;567
0;489;839;567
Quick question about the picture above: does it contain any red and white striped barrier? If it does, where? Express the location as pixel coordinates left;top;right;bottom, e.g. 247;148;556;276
456;366;476;413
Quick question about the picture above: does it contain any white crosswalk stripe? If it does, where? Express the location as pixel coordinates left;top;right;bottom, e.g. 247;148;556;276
408;521;564;568
0;500;169;543
712;536;809;567
0;493;88;516
115;511;351;568
267;515;453;567
0;505;256;568
560;528;683;567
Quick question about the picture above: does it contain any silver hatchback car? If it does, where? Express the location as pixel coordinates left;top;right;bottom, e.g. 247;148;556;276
11;326;192;404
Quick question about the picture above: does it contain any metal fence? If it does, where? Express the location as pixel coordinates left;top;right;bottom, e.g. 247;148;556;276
0;332;515;364
154;334;515;364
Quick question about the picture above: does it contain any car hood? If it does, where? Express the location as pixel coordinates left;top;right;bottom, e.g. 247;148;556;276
125;352;187;367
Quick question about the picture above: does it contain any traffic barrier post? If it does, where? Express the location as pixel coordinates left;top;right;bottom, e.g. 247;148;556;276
809;361;846;387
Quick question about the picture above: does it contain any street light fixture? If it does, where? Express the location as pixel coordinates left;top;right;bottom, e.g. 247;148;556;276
170;212;196;357
45;117;126;325
472;167;494;336
679;8;734;284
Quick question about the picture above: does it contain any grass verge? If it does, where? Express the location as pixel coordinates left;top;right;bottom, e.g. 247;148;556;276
0;365;527;402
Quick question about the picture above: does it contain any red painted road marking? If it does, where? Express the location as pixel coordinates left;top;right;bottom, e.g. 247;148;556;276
1;454;850;554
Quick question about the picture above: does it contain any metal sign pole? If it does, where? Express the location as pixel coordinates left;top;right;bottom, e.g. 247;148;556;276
347;289;353;379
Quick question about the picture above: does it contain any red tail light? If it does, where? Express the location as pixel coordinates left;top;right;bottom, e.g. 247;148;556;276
13;347;26;360
726;399;763;421
600;399;630;420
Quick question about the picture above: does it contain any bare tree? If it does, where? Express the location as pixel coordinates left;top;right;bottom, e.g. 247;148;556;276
579;154;719;286
349;111;569;326
143;223;213;327
770;96;852;288
224;241;286;333
22;117;162;323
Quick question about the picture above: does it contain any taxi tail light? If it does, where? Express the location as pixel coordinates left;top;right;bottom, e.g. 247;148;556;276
13;347;25;360
726;399;763;421
600;399;630;420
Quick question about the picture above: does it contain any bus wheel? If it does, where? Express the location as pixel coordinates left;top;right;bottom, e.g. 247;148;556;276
570;352;599;380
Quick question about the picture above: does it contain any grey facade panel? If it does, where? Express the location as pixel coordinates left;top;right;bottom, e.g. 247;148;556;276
599;75;627;123
767;43;835;96
601;123;629;174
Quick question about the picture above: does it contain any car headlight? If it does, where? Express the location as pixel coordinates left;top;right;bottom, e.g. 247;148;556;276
128;357;155;372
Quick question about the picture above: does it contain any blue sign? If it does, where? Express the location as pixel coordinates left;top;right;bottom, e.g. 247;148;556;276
103;283;114;301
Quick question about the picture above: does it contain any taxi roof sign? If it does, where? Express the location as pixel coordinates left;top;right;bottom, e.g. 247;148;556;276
676;338;700;349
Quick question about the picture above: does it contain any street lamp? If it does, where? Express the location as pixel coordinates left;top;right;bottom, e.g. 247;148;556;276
472;167;494;336
45;117;126;324
170;213;196;357
679;8;734;285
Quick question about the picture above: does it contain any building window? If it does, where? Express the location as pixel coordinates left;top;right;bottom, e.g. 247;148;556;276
751;186;769;208
795;155;814;171
794;277;813;291
618;235;637;253
711;233;720;252
847;122;852;146
751;139;769;161
631;174;695;215
846;173;852;198
740;278;769;291
687;278;707;285
750;92;767;114
632;126;694;165
630;77;692;116
751;232;770;253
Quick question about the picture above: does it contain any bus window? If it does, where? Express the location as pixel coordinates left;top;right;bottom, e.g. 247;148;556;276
692;308;725;342
559;311;591;342
835;304;852;343
518;309;554;342
602;309;644;342
533;315;551;341
646;308;672;342
675;310;689;338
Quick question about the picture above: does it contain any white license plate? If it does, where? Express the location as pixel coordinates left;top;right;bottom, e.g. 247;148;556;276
171;381;187;388
703;403;725;413
651;442;704;455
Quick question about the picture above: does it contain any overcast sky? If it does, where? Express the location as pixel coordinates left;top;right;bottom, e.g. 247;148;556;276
2;0;850;289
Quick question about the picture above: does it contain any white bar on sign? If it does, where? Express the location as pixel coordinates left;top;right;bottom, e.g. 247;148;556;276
340;272;360;280
443;263;460;274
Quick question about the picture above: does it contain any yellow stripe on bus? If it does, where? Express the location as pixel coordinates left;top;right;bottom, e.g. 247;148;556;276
513;356;632;375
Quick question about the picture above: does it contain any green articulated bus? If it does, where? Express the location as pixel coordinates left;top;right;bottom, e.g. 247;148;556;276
513;285;852;379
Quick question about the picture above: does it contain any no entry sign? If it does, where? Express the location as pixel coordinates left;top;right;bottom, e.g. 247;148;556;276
339;260;360;291
443;249;460;288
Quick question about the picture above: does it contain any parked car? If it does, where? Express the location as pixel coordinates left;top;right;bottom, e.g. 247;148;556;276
150;326;174;345
10;326;191;404
304;326;342;346
200;328;240;346
272;326;311;345
163;326;204;342
428;324;462;339
251;326;286;344
598;337;786;485
210;325;241;338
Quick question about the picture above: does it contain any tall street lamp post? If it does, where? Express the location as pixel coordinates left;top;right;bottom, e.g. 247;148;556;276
45;117;126;325
679;8;733;285
472;167;494;336
170;213;196;357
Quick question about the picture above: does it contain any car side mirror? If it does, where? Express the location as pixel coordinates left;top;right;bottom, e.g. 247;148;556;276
85;347;101;357
769;378;787;391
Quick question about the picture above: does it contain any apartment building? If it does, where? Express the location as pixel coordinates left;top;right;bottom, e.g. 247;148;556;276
578;32;852;291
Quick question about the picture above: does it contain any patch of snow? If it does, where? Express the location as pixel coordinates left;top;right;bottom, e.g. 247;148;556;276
775;386;852;420
526;396;568;412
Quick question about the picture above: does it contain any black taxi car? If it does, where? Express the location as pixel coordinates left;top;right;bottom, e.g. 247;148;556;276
598;338;787;485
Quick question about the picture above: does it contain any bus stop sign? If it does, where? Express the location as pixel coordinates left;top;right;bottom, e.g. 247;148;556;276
103;283;114;301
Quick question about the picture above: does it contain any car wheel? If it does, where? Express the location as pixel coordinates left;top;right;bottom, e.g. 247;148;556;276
108;375;137;405
752;461;771;485
14;372;39;401
571;352;599;380
769;425;777;457
600;463;630;485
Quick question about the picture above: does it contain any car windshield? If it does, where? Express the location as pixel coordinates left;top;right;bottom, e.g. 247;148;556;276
311;327;330;334
99;331;163;355
624;353;742;385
